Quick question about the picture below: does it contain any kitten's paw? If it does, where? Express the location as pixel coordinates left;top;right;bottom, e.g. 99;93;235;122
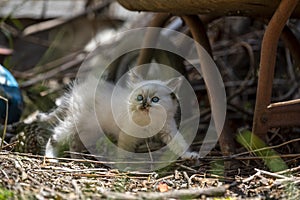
45;157;59;163
45;147;59;163
45;136;60;163
181;151;200;160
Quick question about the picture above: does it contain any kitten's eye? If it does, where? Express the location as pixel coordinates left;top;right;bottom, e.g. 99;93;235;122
136;94;143;101
151;96;160;103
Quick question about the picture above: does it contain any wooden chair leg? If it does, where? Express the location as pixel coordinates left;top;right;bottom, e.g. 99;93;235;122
252;0;299;139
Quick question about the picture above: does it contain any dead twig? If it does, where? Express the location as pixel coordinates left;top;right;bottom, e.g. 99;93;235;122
0;96;8;150
20;53;86;88
138;185;228;199
254;168;289;179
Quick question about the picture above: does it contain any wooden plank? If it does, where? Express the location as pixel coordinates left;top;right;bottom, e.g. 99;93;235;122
117;0;300;18
267;101;300;127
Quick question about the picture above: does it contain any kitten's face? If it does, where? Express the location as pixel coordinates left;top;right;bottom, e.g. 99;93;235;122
128;81;177;116
125;69;183;127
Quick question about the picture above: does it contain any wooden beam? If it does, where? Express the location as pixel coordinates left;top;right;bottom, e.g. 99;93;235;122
118;0;300;18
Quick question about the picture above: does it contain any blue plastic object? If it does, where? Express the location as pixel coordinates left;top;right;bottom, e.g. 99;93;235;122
0;64;23;124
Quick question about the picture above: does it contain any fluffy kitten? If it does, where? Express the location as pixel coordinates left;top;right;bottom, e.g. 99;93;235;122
41;69;198;161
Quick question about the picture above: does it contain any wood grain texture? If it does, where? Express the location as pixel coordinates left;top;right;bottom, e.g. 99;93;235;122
117;0;300;18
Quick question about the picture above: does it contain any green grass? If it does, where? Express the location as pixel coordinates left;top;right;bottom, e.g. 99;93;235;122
0;187;14;200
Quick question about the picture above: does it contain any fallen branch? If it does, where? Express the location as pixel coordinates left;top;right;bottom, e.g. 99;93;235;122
101;185;229;199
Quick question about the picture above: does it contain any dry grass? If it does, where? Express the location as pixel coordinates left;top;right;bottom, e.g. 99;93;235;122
0;151;300;199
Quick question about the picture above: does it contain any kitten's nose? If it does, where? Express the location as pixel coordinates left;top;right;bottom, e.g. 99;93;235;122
142;100;150;109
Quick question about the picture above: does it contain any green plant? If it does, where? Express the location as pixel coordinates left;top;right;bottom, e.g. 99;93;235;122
0;187;14;200
236;130;288;172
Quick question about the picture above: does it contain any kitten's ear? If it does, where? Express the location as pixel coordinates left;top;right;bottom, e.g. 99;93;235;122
127;68;143;87
165;76;183;92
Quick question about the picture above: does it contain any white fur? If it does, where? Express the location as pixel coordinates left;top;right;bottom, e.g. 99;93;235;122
43;72;198;161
